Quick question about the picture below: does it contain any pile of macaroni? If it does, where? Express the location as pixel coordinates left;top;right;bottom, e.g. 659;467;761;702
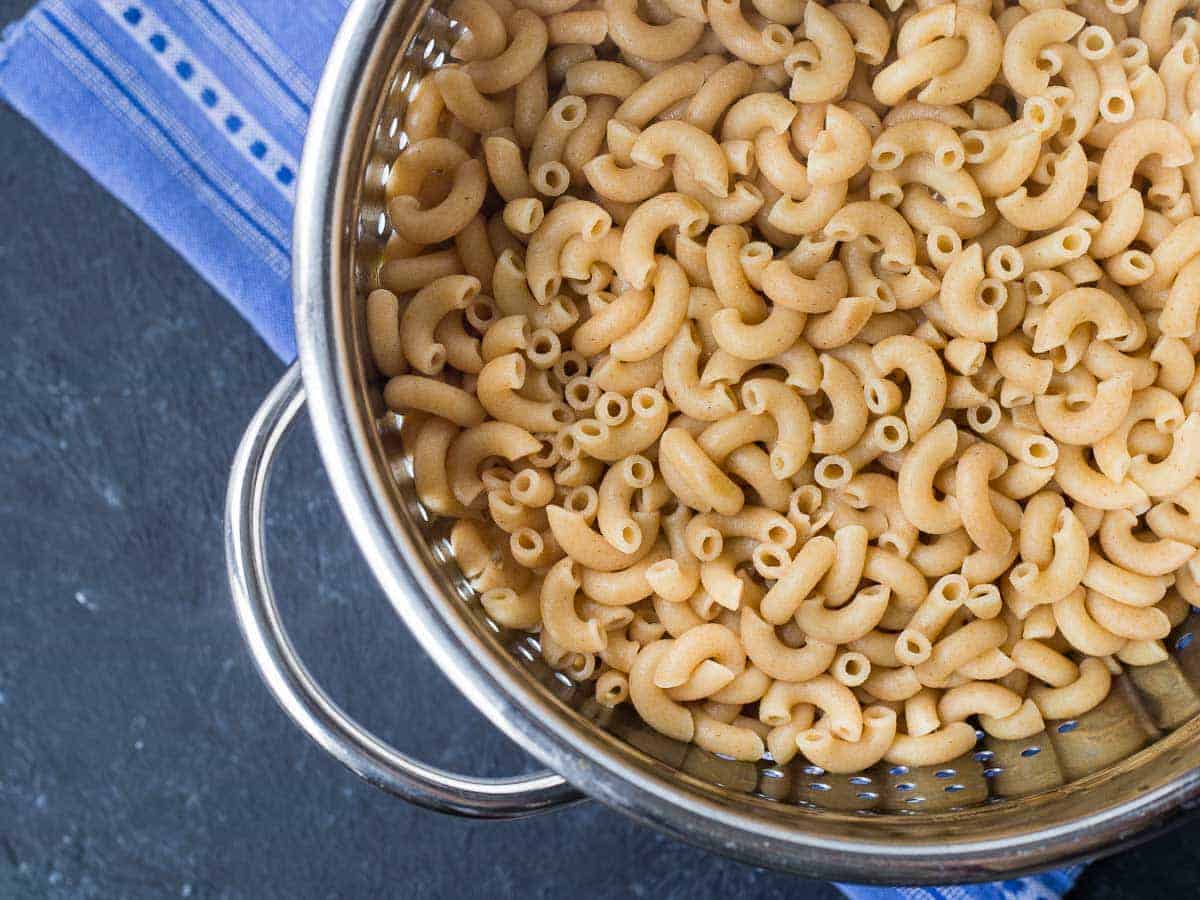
368;0;1200;774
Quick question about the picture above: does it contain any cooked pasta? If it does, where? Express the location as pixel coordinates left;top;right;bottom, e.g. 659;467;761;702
371;0;1200;776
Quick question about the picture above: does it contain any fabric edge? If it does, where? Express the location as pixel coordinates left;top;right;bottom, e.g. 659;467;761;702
0;13;32;77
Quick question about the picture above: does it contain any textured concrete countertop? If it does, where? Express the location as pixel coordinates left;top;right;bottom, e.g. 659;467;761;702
0;2;1196;896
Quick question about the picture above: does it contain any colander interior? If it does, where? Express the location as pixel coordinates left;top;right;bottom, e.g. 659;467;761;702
328;0;1200;847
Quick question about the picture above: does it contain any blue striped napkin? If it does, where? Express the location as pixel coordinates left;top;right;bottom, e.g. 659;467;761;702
0;2;1085;896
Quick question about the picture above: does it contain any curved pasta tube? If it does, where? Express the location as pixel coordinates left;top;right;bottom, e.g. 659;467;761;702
579;542;670;608
546;505;660;572
760;535;837;625
767;180;850;236
710;303;808;361
872;120;965;173
884;722;977;767
1097;118;1194;202
610;256;690;362
662;324;737;422
686;59;755;133
1081;553;1170;608
614;62;707;127
643;507;702;605
583;154;675;204
979;699;1045;741
384;375;485;428
996;142;1090;231
692;712;765;761
1034;373;1134;445
366;288;408;378
923;7;1004;105
797;584;891;644
898;419;962;535
901;185;997;240
824;201;917;273
1090;188;1144;260
1085;589;1171;640
795;706;896;774
708;0;793;65
685;508;796;562
653;624;746;697
415;309;480;376
873;156;985;217
596;455;656;554
970;130;1042;199
603;0;704;63
658;427;746;516
862;664;923;702
629;639;694;741
721;92;797;142
540;558;606;653
477;353;573;432
873;38;967;107
1008;507;1090;604
481;581;543;631
435;65;516;131
619;192;708;289
560;230;621;291
1029;657;1113;720
385;135;469;203
811;354;870;454
807;105;872;186
574;388;670;461
706;224;768;322
938;244;998;342
844;475;917;558
1129;412;1200;498
1099;509;1194;577
828;1;889;64
819;523;870;606
740;378;813;478
992;334;1053;396
464;10;548;93
399;275;481;375
673;168;764;227
572;290;650;358
1053;586;1126;656
449;0;507;61
631;121;730;197
956;442;1012;556
412;418;469;518
915;618;1009;686
526;200;612;302
1032;287;1131;353
1056;444;1151;511
762;260;848;314
1002;10;1086;98
755;130;810;197
787;2;855;103
740;607;838;682
564;60;645;100
937;681;1023;723
760;675;863;741
871;335;948;440
1160;256;1200;339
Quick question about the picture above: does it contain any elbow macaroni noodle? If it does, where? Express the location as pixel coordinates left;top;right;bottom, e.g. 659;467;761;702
370;0;1200;775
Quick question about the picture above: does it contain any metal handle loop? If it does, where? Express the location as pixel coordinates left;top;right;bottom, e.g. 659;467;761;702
225;362;582;818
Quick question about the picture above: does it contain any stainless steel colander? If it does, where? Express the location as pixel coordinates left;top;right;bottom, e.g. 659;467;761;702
225;0;1200;883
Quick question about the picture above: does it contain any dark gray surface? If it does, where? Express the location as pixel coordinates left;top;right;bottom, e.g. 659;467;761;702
0;4;1193;899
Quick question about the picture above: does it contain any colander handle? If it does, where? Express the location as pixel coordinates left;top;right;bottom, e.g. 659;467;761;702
225;363;583;818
